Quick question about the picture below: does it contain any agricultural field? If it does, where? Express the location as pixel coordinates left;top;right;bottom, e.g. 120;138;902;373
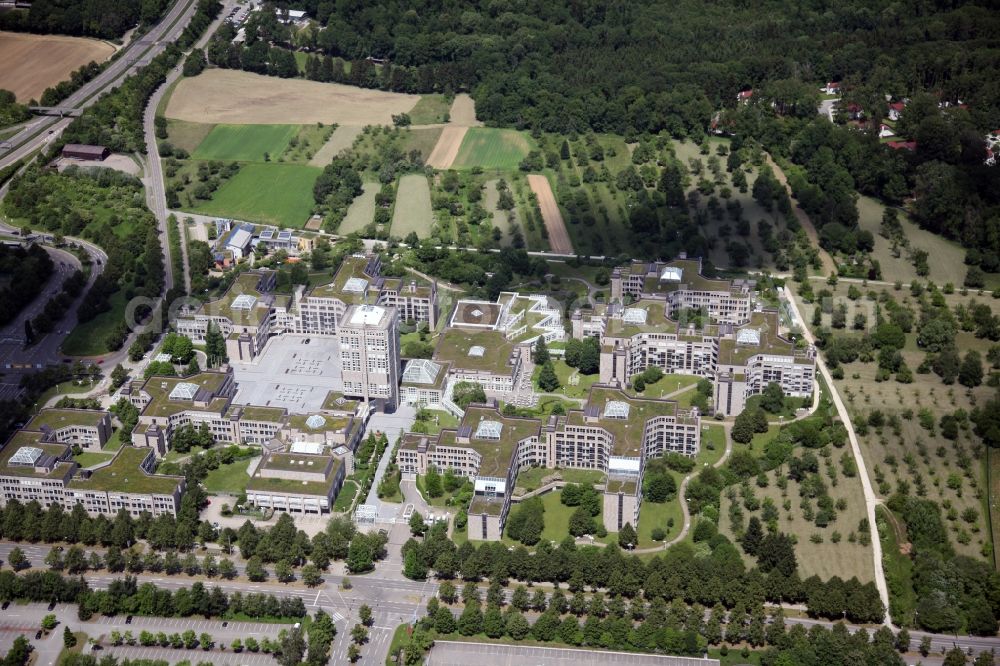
391;174;433;239
452;128;536;170
408;94;451;124
309;124;363;166
192;124;299;162
165;70;420;125
448;93;480;126
191;163;321;227
280;124;336;163
0;31;114;101
165;120;215;154
482;179;516;243
338;181;379;235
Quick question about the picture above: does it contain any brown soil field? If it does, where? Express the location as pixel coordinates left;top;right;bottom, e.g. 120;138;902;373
165;70;420;125
448;93;481;126
0;31;114;102
528;174;573;254
309;124;363;166
425;126;467;169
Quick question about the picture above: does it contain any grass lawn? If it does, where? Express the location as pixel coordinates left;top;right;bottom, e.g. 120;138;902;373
637;493;683;547
515;466;605;493
62;290;127;356
416;473;467;509
877;505;916;626
391;174;433;238
402;127;444;163
990;448;1000;569
641;373;703;399
539;490;579;543
333;480;358;512
203;459;253;494
698;424;727;465
414;409;459;436
190;163;321;227
31;380;93;414
533;359;598;398
384;624;412;666
192;123;299;162
339;180;378;234
408;95;451;124
452;128;536;170
73;452;113;467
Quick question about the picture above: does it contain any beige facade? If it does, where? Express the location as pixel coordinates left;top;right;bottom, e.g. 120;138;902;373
338;304;401;410
24;408;112;451
245;448;347;514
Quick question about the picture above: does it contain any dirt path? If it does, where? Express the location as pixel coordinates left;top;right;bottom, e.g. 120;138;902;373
309;124;363;166
527;174;573;254
765;153;837;276
425;125;468;169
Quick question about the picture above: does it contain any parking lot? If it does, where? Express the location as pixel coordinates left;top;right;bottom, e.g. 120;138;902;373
231;335;342;412
106;645;277;665
425;642;721;666
88;616;281;636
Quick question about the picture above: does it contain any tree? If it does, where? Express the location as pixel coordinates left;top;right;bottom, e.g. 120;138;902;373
483;605;504;638
8;547;28;571
568;506;595;537
63;626;76;648
643;472;676;502
350;623;368;645
757;532;797;576
347;644;361;663
760;382;785;413
301;563;322;587
538;361;560;392
959;350;983;388
111;364;128;389
205;321;227;367
275;560;294;583
41;615;57;631
618;522;637;549
424;467;443;498
403;548;427;580
453;382;486;408
533;337;550;365
246;556;267;581
277;628;305;666
742;516;764;555
359;604;373;627
409;510;427;536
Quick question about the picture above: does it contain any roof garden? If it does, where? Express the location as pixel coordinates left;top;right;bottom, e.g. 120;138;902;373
287;413;351;433
381;275;434;299
453;406;541;478
26;408;105;431
321;390;361;413
468;496;504;516
68;447;182;495
199;272;272;326
605;300;668;337
434;328;515;375
0;438;73;478
140;372;230;419
309;256;374;302
718;311;796;366
566;386;681;456
247;457;341;496
230;405;287;422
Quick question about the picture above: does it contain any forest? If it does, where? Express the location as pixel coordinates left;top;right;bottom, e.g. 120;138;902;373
0;0;171;39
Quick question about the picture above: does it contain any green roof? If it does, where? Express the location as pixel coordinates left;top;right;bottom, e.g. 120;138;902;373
231;405;286;422
199;272;272;326
605;300;668;337
469;496;504;516
140;372;230;419
26;408;105;431
718;310;797;366
322;391;361;413
566;386;684;456
606;477;638;494
382;274;434;299
260;451;332;472
68;447;182;495
452;406;541;478
434;328;515;375
626;259;735;294
247;456;341;496
287;413;351;433
0;437;74;479
309;256;373;302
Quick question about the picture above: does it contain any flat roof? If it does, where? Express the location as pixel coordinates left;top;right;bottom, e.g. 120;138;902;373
605;299;668;337
625;259;738;294
287;413;351;433
434;328;515;375
322;391;361;413
451;300;502;328
26;408;105;431
0;437;73;479
197;271;272;326
139;372;230;419
309;255;374;302
68;447;182;495
718;310;798;366
247;456;341;496
345;304;389;327
565;386;685;456
229;405;286;422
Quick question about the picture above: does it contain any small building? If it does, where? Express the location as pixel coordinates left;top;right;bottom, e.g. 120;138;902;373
822;81;841;95
61;144;109;161
736;89;753;104
878;124;896;139
245;447;346;514
888;102;906;121
223;223;255;261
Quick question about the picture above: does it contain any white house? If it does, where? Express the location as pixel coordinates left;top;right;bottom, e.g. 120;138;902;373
878;124;896;139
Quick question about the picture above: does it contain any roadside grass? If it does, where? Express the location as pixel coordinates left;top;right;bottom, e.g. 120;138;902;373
531;359;598;398
166;119;215;154
385;623;412;666
877;505;916;626
333;480;358;512
73;452;114;467
189;163;321;227
719;456;875;583
192;124;299;162
451;128;536;171
391;174;433;239
338;180;378;234
56;631;88;664
61;290;127;356
408;95;451;124
203;459;253;494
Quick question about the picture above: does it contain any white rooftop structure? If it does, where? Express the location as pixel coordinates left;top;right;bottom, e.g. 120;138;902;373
154;353;172;363
604;400;631;419
474;477;507;495
227;228;252;248
231;294;257;310
468;345;486;357
290;441;325;455
169;382;200;400
9;446;43;466
355;503;378;525
660;266;683;282
471;308;484;318
305;414;326;429
349;304;385;326
608;456;641;475
343;277;368;293
736;328;761;345
622;308;647;325
475;420;503;440
402;359;441;384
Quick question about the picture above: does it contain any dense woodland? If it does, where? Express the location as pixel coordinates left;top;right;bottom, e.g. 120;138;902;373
0;0;170;38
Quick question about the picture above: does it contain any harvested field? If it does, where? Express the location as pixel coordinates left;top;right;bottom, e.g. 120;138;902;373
527;174;573;254
189;163;321;227
165;70;420;125
192;124;298;162
309;125;363;166
391;174;434;238
452;127;535;170
166;120;215;154
402;127;443;163
338;181;378;234
449;93;481;126
426;126;467;170
0;31;114;101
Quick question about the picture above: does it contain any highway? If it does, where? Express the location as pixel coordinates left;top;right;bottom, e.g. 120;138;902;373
0;0;201;170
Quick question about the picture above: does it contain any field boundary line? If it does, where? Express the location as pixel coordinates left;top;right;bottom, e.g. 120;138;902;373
426;126;467;169
527;173;573;255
